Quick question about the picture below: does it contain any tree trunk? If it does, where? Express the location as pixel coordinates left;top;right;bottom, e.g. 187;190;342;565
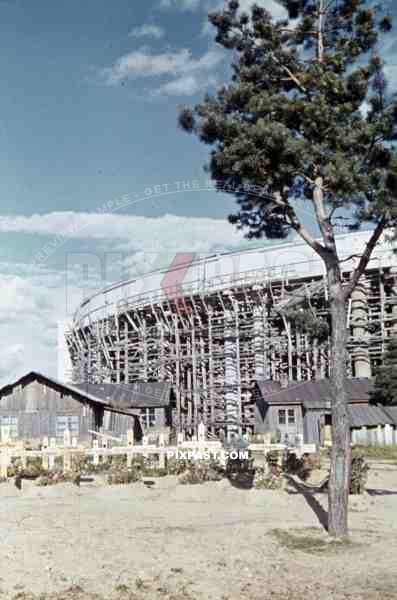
326;258;351;538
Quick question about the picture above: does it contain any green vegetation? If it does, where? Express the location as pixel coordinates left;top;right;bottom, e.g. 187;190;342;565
350;453;370;494
353;445;397;461
271;528;351;554
178;458;225;485
371;337;397;406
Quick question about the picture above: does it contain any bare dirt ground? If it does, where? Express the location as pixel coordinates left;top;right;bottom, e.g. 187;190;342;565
1;467;397;600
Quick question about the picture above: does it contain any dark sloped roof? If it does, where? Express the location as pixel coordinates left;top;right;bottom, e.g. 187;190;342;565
381;405;397;424
74;382;171;409
0;371;170;415
255;378;374;407
348;404;394;427
0;371;110;408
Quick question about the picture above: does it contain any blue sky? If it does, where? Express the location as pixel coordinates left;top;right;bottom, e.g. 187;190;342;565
0;0;395;383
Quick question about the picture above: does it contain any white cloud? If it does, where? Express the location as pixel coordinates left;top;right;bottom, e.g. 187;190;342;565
0;343;25;380
101;46;224;91
237;0;287;19
155;74;217;95
129;24;164;39
159;0;200;11
0;211;245;247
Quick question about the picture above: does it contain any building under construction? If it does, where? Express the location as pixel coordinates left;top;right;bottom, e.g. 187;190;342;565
66;230;397;439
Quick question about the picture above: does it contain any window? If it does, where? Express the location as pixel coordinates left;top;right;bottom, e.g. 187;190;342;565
0;416;18;439
278;409;295;425
140;408;156;429
288;409;296;425
56;415;79;438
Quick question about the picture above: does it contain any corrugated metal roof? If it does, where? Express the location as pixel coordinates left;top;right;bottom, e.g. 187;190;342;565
256;378;373;407
381;405;397;425
348;404;395;427
74;382;171;409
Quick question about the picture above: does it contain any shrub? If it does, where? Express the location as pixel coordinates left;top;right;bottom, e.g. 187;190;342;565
253;450;285;490
22;462;46;479
350;453;370;495
70;452;88;472
266;450;283;470
107;465;141;485
111;454;127;468
254;465;284;490
35;471;67;486
166;456;188;475
8;458;46;480
178;458;224;484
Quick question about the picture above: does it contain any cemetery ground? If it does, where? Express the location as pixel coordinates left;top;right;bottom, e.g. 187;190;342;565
0;465;397;600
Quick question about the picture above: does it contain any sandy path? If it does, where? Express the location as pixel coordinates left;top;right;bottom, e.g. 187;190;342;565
0;469;396;599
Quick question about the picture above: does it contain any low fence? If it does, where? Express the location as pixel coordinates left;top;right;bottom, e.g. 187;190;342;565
0;428;316;479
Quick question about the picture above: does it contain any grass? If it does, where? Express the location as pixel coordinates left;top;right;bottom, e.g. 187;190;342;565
10;580;197;600
353;445;397;461
270;528;351;555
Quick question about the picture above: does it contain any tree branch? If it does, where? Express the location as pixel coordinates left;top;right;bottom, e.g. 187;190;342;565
343;218;387;301
268;50;307;93
318;0;325;63
284;202;328;259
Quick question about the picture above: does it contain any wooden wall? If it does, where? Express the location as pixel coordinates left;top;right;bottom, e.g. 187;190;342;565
103;409;140;439
255;402;304;440
0;379;97;442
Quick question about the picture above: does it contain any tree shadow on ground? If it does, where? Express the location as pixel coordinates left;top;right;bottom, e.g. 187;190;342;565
366;488;397;496
285;475;329;532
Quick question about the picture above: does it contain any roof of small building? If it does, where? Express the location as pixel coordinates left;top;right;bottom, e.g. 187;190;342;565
380;405;397;424
0;372;171;413
255;378;374;407
74;382;171;409
348;404;396;427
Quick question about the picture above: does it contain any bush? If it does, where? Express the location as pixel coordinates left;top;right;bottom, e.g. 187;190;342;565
166;456;188;475
266;450;283;470
352;445;397;461
178;459;224;484
35;471;67;486
70;452;88;472
253;450;285;490
83;459;111;473
107;465;141;485
8;458;47;480
254;465;284;490
111;454;127;468
350;453;370;495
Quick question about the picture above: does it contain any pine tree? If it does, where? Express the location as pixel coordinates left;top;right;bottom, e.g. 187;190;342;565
372;337;397;405
179;0;397;538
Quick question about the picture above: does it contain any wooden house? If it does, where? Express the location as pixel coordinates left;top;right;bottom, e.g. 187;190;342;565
254;378;397;446
0;372;172;444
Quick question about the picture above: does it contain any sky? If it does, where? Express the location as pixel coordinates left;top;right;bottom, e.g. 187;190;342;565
0;0;396;384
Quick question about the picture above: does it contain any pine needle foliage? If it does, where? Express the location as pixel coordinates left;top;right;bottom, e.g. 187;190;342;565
371;336;397;405
179;0;397;240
